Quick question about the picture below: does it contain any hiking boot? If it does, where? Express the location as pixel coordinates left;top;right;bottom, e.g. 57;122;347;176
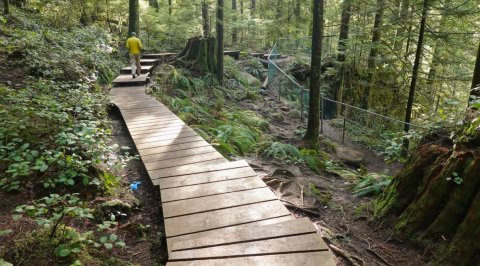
132;74;136;79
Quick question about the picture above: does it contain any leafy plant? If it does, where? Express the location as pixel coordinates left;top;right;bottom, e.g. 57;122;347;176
258;141;303;163
352;173;392;197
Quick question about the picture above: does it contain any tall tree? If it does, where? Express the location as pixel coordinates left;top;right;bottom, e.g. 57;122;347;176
216;0;224;84
168;0;172;15
250;0;255;18
304;0;323;148
128;0;139;36
393;0;410;52
232;0;238;44
202;0;210;37
471;40;480;98
333;0;352;115
4;0;9;15
363;0;386;109
404;0;429;133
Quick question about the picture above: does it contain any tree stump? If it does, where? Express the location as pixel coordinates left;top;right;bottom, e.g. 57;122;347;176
177;36;217;74
374;132;480;265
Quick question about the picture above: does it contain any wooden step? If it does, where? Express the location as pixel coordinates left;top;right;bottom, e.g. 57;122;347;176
112;74;149;86
140;58;160;66
142;52;177;59
120;65;154;74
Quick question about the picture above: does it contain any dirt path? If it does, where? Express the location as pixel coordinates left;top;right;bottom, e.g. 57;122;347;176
239;87;428;265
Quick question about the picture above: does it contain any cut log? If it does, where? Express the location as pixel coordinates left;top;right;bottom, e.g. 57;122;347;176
177;36;218;74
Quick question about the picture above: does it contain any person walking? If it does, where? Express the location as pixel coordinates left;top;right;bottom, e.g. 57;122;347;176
126;32;142;78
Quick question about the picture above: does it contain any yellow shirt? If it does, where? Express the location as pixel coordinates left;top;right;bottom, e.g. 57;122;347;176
126;37;142;54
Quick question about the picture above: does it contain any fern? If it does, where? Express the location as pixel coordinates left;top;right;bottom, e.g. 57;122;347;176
300;149;325;173
258;141;303;163
353;173;392;197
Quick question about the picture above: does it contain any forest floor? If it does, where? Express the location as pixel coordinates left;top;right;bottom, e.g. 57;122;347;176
236;82;429;265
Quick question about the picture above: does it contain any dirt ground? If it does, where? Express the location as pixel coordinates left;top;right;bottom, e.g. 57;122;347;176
240;88;429;265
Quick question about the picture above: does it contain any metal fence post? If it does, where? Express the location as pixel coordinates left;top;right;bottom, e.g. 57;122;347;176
342;106;347;144
320;93;324;134
300;88;304;122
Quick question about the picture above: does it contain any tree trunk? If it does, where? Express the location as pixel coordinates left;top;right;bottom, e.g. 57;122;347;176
202;0;210;37
250;0;255;18
333;0;352;116
471;40;480;96
374;133;480;265
128;0;139;37
362;0;385;110
168;0;172;15
216;0;224;84
304;0;323;149
294;0;301;18
4;0;9;15
404;0;429;134
177;37;218;74
232;0;238;44
393;0;410;52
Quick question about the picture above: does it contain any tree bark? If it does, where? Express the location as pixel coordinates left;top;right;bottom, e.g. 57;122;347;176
168;0;172;15
471;40;480;96
202;0;210;37
333;0;352;116
374;134;480;265
216;0;224;84
250;0;255;18
362;0;385;110
4;0;9;14
294;0;301;18
304;0;323;149
404;0;429;134
128;0;139;37
232;0;238;44
393;0;410;52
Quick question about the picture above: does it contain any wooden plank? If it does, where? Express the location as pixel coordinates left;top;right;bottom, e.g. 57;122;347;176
149;160;249;180
171;217;316;251
160;176;266;201
166;215;293;254
131;128;197;146
157;166;255;188
120;106;171;113
138;140;210;156
120;65;154;74
123;115;179;124
130;125;190;139
142;146;218;164
135;132;201;149
140;58;160;65
144;151;224;171
162;187;277;218
164;200;291;237
148;157;228;178
128;122;186;135
169;233;328;260
127;121;185;134
167;251;335;266
119;103;164;111
125;118;184;130
112;74;148;84
122;112;177;121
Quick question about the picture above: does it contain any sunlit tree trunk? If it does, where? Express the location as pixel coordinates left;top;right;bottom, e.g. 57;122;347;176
393;0;409;52
363;0;385;110
128;0;139;36
305;0;323;148
216;0;224;84
202;0;210;37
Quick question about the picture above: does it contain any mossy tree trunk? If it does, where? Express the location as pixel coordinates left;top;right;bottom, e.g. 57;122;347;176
374;137;480;265
177;36;217;74
304;0;323;149
471;40;480;96
202;0;210;37
216;0;224;84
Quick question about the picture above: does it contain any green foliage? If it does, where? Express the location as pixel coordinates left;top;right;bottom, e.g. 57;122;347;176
380;130;421;163
353;173;392;197
307;183;332;206
258;141;303;163
300;149;326;174
446;171;463;185
0;83;128;192
212;124;260;156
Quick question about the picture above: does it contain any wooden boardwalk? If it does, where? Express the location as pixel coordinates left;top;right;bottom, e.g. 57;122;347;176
110;55;335;265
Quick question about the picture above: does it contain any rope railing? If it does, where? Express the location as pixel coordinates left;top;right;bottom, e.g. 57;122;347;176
266;43;428;146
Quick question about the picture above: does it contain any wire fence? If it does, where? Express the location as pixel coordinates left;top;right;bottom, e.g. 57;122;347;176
267;43;427;150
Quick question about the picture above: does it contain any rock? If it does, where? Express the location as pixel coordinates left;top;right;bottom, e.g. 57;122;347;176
288;109;301;119
270;166;303;178
272;112;283;120
280;106;290;111
238;71;262;86
260;89;268;95
335;146;366;168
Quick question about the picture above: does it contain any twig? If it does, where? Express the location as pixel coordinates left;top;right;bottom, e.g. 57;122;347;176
366;248;391;266
280;199;321;216
329;244;365;266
